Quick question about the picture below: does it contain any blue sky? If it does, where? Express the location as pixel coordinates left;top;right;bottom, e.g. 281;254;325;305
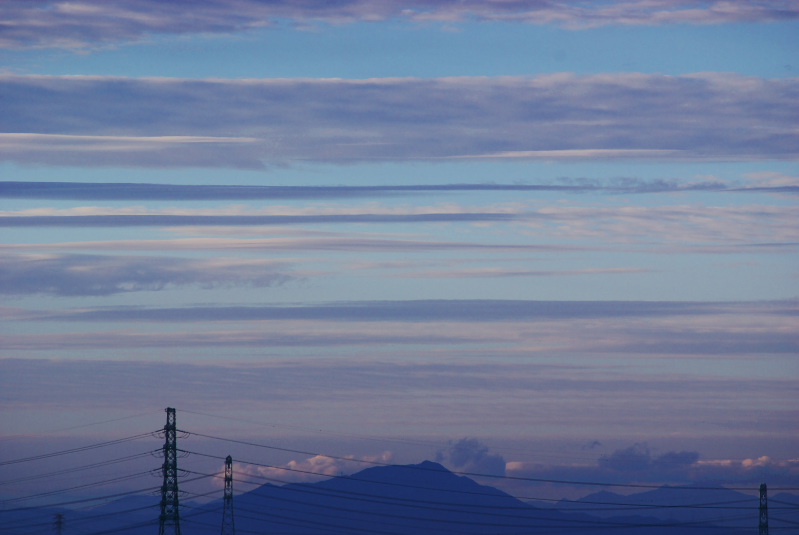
0;0;797;503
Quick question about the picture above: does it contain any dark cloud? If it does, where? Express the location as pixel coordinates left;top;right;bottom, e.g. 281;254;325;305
598;444;699;472
598;443;653;472
653;450;701;468
0;253;296;296
2;74;796;167
3;1;797;49
436;438;507;476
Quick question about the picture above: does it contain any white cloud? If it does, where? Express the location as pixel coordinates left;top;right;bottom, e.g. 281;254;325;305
234;452;395;485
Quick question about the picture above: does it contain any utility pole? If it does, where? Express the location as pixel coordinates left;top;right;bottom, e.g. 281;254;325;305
759;483;768;535
159;407;182;535
54;513;65;535
221;455;235;535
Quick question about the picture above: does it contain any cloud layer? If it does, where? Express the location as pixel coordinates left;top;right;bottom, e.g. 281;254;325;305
3;1;798;49
2;179;770;201
3;73;797;167
0;253;296;296
4;298;797;358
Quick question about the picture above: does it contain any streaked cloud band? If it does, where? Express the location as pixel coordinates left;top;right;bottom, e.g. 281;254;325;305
3;1;798;49
3;73;796;167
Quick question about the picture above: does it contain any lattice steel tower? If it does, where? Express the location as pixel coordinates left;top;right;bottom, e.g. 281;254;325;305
221;455;235;535
159;407;182;535
759;483;769;535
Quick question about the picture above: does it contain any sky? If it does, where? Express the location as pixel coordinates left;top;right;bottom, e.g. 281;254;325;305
0;0;798;505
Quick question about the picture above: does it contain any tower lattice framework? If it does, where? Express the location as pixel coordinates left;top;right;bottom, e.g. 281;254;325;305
159;407;182;535
221;455;236;535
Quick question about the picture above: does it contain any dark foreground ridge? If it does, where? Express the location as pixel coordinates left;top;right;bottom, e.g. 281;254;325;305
4;460;791;534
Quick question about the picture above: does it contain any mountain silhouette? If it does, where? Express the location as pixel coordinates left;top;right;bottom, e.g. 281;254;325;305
3;461;792;534
548;485;763;529
212;460;596;534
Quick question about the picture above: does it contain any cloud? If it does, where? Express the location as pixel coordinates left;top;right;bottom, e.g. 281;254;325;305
508;445;799;488
1;236;573;255
234;451;396;485
3;1;798;49
0;328;479;351
523;204;799;245
6;315;796;356
0;179;745;202
396;267;652;279
19;298;797;323
3;358;796;485
2;73;797;167
2;199;797;248
598;443;699;473
5;298;796;359
0;213;518;228
0;253;297;296
436;438;507;476
0;133;264;168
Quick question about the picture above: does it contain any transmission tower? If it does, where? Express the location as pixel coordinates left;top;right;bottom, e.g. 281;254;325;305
159;407;182;535
221;455;235;535
759;483;768;535
54;513;65;535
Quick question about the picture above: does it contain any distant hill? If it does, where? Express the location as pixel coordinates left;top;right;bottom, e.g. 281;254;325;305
535;484;799;533
3;461;793;534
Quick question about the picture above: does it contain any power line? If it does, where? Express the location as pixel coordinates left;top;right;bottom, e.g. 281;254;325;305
0;450;159;486
0;470;156;506
0;474;212;514
0;431;158;466
2;410;795;535
176;460;773;533
180;429;785;492
176;408;624;465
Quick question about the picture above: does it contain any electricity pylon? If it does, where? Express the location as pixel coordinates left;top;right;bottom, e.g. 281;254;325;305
759;483;768;535
159;407;181;535
221;455;235;535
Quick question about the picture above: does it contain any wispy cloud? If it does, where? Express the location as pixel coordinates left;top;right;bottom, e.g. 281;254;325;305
0;253;297;296
3;1;797;49
0;213;518;227
2;200;796;246
4;304;797;356
10;176;796;201
3;73;797;166
17;298;798;323
0;179;752;201
393;267;652;279
2;358;796;461
0;328;479;351
0;236;573;254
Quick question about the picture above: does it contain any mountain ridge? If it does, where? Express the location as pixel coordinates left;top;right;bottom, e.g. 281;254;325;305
3;460;794;534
